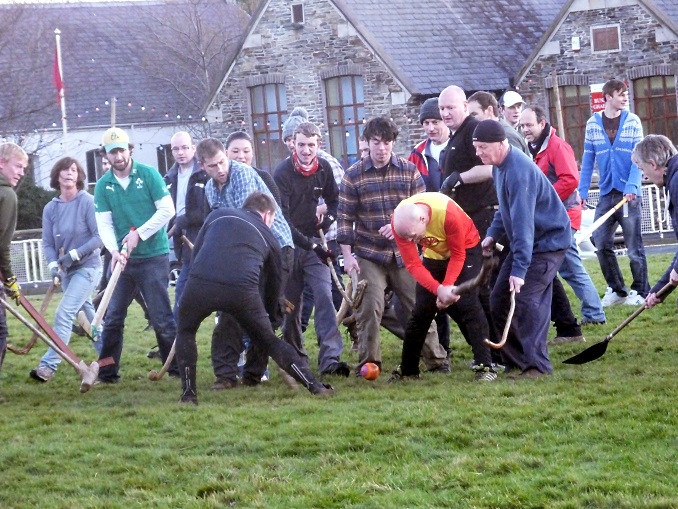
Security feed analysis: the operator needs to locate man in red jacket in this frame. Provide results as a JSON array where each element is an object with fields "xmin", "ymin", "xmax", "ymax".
[
  {"xmin": 520, "ymin": 105, "xmax": 606, "ymax": 339},
  {"xmin": 391, "ymin": 192, "xmax": 496, "ymax": 381}
]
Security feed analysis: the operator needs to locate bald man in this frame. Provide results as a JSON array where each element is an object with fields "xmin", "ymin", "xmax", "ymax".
[{"xmin": 391, "ymin": 192, "xmax": 496, "ymax": 381}]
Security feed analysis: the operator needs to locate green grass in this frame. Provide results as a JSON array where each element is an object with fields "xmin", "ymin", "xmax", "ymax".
[{"xmin": 1, "ymin": 254, "xmax": 678, "ymax": 508}]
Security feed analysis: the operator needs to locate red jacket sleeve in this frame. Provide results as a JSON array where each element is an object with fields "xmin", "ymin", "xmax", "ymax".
[{"xmin": 441, "ymin": 201, "xmax": 474, "ymax": 287}]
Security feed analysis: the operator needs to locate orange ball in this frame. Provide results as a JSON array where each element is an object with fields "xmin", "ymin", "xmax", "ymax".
[{"xmin": 360, "ymin": 362, "xmax": 380, "ymax": 380}]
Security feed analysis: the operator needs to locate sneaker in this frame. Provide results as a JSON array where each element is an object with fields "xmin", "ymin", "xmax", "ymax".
[
  {"xmin": 386, "ymin": 366, "xmax": 421, "ymax": 383},
  {"xmin": 210, "ymin": 378, "xmax": 237, "ymax": 391},
  {"xmin": 147, "ymin": 347, "xmax": 161, "ymax": 360},
  {"xmin": 470, "ymin": 360, "xmax": 505, "ymax": 373},
  {"xmin": 548, "ymin": 335, "xmax": 586, "ymax": 346},
  {"xmin": 143, "ymin": 322, "xmax": 154, "ymax": 332},
  {"xmin": 601, "ymin": 287, "xmax": 626, "ymax": 307},
  {"xmin": 426, "ymin": 357, "xmax": 451, "ymax": 374},
  {"xmin": 624, "ymin": 290, "xmax": 645, "ymax": 306},
  {"xmin": 473, "ymin": 364, "xmax": 498, "ymax": 382},
  {"xmin": 581, "ymin": 319, "xmax": 606, "ymax": 326},
  {"xmin": 30, "ymin": 365, "xmax": 55, "ymax": 383},
  {"xmin": 321, "ymin": 361, "xmax": 351, "ymax": 377},
  {"xmin": 308, "ymin": 382, "xmax": 334, "ymax": 396},
  {"xmin": 179, "ymin": 389, "xmax": 198, "ymax": 405}
]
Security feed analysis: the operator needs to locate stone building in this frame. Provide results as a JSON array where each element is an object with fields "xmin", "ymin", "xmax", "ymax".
[
  {"xmin": 204, "ymin": 0, "xmax": 565, "ymax": 171},
  {"xmin": 515, "ymin": 0, "xmax": 678, "ymax": 161}
]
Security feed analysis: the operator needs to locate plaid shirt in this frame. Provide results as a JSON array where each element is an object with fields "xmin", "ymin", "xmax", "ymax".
[
  {"xmin": 205, "ymin": 160, "xmax": 293, "ymax": 248},
  {"xmin": 337, "ymin": 154, "xmax": 425, "ymax": 267}
]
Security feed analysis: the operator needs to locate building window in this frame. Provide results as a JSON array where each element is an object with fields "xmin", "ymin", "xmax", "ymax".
[
  {"xmin": 324, "ymin": 75, "xmax": 365, "ymax": 168},
  {"xmin": 250, "ymin": 83, "xmax": 288, "ymax": 172},
  {"xmin": 591, "ymin": 24, "xmax": 621, "ymax": 53},
  {"xmin": 634, "ymin": 75, "xmax": 678, "ymax": 143},
  {"xmin": 156, "ymin": 144, "xmax": 173, "ymax": 177},
  {"xmin": 291, "ymin": 3, "xmax": 304, "ymax": 24},
  {"xmin": 548, "ymin": 85, "xmax": 591, "ymax": 163},
  {"xmin": 85, "ymin": 148, "xmax": 106, "ymax": 187}
]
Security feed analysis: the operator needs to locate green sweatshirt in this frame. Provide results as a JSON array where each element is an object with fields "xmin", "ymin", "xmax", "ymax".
[{"xmin": 0, "ymin": 172, "xmax": 18, "ymax": 279}]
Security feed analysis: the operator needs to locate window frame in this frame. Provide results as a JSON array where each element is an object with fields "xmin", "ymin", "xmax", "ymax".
[
  {"xmin": 249, "ymin": 82, "xmax": 288, "ymax": 173},
  {"xmin": 633, "ymin": 75, "xmax": 678, "ymax": 143},
  {"xmin": 323, "ymin": 74, "xmax": 365, "ymax": 168},
  {"xmin": 548, "ymin": 84, "xmax": 591, "ymax": 164},
  {"xmin": 590, "ymin": 24, "xmax": 621, "ymax": 54}
]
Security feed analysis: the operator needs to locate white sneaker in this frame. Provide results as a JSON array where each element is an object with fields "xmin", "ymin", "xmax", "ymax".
[
  {"xmin": 624, "ymin": 290, "xmax": 645, "ymax": 306},
  {"xmin": 601, "ymin": 287, "xmax": 626, "ymax": 307}
]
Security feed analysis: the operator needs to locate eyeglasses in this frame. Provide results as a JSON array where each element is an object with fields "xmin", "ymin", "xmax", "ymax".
[{"xmin": 171, "ymin": 146, "xmax": 192, "ymax": 153}]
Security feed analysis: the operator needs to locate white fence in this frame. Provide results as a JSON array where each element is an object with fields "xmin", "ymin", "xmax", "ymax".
[
  {"xmin": 9, "ymin": 238, "xmax": 49, "ymax": 285},
  {"xmin": 8, "ymin": 184, "xmax": 674, "ymax": 285},
  {"xmin": 584, "ymin": 183, "xmax": 673, "ymax": 238}
]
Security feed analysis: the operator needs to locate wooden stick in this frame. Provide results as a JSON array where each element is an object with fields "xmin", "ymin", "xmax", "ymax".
[
  {"xmin": 91, "ymin": 242, "xmax": 128, "ymax": 337},
  {"xmin": 147, "ymin": 339, "xmax": 175, "ymax": 381},
  {"xmin": 7, "ymin": 277, "xmax": 60, "ymax": 355},
  {"xmin": 485, "ymin": 289, "xmax": 515, "ymax": 349},
  {"xmin": 576, "ymin": 197, "xmax": 627, "ymax": 246},
  {"xmin": 318, "ymin": 230, "xmax": 353, "ymax": 303},
  {"xmin": 180, "ymin": 235, "xmax": 194, "ymax": 251}
]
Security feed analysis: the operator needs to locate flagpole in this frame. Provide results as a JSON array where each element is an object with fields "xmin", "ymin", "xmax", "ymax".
[{"xmin": 55, "ymin": 28, "xmax": 67, "ymax": 144}]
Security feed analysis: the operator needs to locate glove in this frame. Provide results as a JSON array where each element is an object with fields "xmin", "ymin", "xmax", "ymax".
[
  {"xmin": 58, "ymin": 249, "xmax": 80, "ymax": 270},
  {"xmin": 4, "ymin": 275, "xmax": 21, "ymax": 304},
  {"xmin": 171, "ymin": 215, "xmax": 188, "ymax": 237},
  {"xmin": 440, "ymin": 171, "xmax": 464, "ymax": 196},
  {"xmin": 312, "ymin": 243, "xmax": 337, "ymax": 263},
  {"xmin": 316, "ymin": 213, "xmax": 335, "ymax": 232}
]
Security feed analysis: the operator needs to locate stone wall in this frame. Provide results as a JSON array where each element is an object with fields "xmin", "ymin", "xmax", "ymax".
[
  {"xmin": 207, "ymin": 0, "xmax": 427, "ymax": 165},
  {"xmin": 518, "ymin": 3, "xmax": 678, "ymax": 109}
]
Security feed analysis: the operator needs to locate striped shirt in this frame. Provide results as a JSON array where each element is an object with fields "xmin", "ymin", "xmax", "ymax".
[
  {"xmin": 205, "ymin": 160, "xmax": 293, "ymax": 248},
  {"xmin": 337, "ymin": 154, "xmax": 425, "ymax": 267}
]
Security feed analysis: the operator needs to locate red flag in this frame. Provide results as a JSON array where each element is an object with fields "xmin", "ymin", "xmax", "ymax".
[{"xmin": 52, "ymin": 48, "xmax": 63, "ymax": 103}]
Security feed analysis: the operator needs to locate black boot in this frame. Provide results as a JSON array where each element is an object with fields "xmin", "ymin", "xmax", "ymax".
[
  {"xmin": 288, "ymin": 363, "xmax": 334, "ymax": 396},
  {"xmin": 179, "ymin": 366, "xmax": 198, "ymax": 405}
]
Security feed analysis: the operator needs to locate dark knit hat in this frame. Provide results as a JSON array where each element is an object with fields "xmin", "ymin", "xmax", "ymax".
[
  {"xmin": 472, "ymin": 119, "xmax": 507, "ymax": 143},
  {"xmin": 418, "ymin": 98, "xmax": 441, "ymax": 123},
  {"xmin": 282, "ymin": 107, "xmax": 309, "ymax": 140}
]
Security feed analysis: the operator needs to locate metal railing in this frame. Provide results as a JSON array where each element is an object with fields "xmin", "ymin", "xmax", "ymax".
[
  {"xmin": 10, "ymin": 238, "xmax": 49, "ymax": 284},
  {"xmin": 585, "ymin": 183, "xmax": 673, "ymax": 238}
]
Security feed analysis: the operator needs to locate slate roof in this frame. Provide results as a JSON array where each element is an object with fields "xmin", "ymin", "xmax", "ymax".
[
  {"xmin": 0, "ymin": 1, "xmax": 248, "ymax": 134},
  {"xmin": 335, "ymin": 0, "xmax": 568, "ymax": 95}
]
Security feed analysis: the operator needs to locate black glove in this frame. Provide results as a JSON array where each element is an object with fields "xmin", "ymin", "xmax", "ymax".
[
  {"xmin": 440, "ymin": 171, "xmax": 464, "ymax": 195},
  {"xmin": 4, "ymin": 275, "xmax": 21, "ymax": 304},
  {"xmin": 58, "ymin": 249, "xmax": 79, "ymax": 270},
  {"xmin": 316, "ymin": 213, "xmax": 335, "ymax": 232},
  {"xmin": 312, "ymin": 243, "xmax": 337, "ymax": 263}
]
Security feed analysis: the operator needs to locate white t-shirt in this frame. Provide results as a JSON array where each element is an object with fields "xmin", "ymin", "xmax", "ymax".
[
  {"xmin": 176, "ymin": 168, "xmax": 191, "ymax": 216},
  {"xmin": 428, "ymin": 140, "xmax": 448, "ymax": 164}
]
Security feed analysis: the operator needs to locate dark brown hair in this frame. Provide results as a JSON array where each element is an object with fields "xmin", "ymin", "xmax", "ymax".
[{"xmin": 49, "ymin": 157, "xmax": 86, "ymax": 191}]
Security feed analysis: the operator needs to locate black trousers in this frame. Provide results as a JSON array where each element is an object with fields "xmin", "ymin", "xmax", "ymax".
[
  {"xmin": 551, "ymin": 276, "xmax": 582, "ymax": 337},
  {"xmin": 400, "ymin": 253, "xmax": 491, "ymax": 376},
  {"xmin": 210, "ymin": 246, "xmax": 294, "ymax": 381},
  {"xmin": 176, "ymin": 277, "xmax": 303, "ymax": 386}
]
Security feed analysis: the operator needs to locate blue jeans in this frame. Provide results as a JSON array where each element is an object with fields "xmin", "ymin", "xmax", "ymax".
[
  {"xmin": 282, "ymin": 246, "xmax": 343, "ymax": 373},
  {"xmin": 592, "ymin": 190, "xmax": 649, "ymax": 297},
  {"xmin": 560, "ymin": 229, "xmax": 606, "ymax": 323},
  {"xmin": 40, "ymin": 265, "xmax": 103, "ymax": 371},
  {"xmin": 98, "ymin": 255, "xmax": 177, "ymax": 381}
]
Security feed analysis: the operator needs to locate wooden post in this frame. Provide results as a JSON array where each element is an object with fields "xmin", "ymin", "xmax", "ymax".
[{"xmin": 551, "ymin": 71, "xmax": 566, "ymax": 140}]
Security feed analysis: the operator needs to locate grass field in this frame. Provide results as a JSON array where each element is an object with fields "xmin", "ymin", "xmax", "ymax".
[{"xmin": 1, "ymin": 254, "xmax": 677, "ymax": 508}]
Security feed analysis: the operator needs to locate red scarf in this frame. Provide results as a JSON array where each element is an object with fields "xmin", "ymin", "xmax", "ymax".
[{"xmin": 293, "ymin": 151, "xmax": 319, "ymax": 177}]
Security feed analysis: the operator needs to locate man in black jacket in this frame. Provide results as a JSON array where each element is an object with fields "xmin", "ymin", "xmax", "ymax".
[
  {"xmin": 273, "ymin": 122, "xmax": 349, "ymax": 377},
  {"xmin": 175, "ymin": 192, "xmax": 333, "ymax": 404},
  {"xmin": 164, "ymin": 131, "xmax": 209, "ymax": 317}
]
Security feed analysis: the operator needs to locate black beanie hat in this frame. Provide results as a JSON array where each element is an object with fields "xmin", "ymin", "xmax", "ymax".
[
  {"xmin": 473, "ymin": 119, "xmax": 507, "ymax": 143},
  {"xmin": 418, "ymin": 98, "xmax": 441, "ymax": 124}
]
